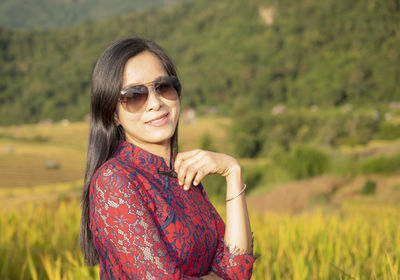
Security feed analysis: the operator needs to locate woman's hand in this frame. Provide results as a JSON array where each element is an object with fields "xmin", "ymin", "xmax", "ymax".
[
  {"xmin": 200, "ymin": 271, "xmax": 223, "ymax": 280},
  {"xmin": 174, "ymin": 149, "xmax": 240, "ymax": 191}
]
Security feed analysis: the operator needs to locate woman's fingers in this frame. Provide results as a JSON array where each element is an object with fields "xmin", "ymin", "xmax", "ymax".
[
  {"xmin": 174, "ymin": 149, "xmax": 238, "ymax": 191},
  {"xmin": 176, "ymin": 152, "xmax": 206, "ymax": 190},
  {"xmin": 174, "ymin": 149, "xmax": 201, "ymax": 172},
  {"xmin": 193, "ymin": 169, "xmax": 206, "ymax": 186},
  {"xmin": 183, "ymin": 162, "xmax": 208, "ymax": 190}
]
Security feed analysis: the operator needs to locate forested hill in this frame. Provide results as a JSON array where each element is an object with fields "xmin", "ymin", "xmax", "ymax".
[
  {"xmin": 0, "ymin": 0, "xmax": 399, "ymax": 125},
  {"xmin": 0, "ymin": 0, "xmax": 183, "ymax": 30}
]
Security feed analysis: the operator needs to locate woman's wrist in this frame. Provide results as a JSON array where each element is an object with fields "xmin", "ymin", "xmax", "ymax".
[
  {"xmin": 224, "ymin": 159, "xmax": 241, "ymax": 180},
  {"xmin": 226, "ymin": 184, "xmax": 247, "ymax": 202},
  {"xmin": 225, "ymin": 163, "xmax": 244, "ymax": 197}
]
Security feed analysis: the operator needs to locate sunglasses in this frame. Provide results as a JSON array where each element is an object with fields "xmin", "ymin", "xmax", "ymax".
[{"xmin": 119, "ymin": 76, "xmax": 181, "ymax": 112}]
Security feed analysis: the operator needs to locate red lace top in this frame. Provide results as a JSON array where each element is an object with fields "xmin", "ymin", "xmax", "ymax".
[{"xmin": 89, "ymin": 141, "xmax": 257, "ymax": 279}]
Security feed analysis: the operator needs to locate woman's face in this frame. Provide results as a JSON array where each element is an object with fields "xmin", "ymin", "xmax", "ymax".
[{"xmin": 116, "ymin": 51, "xmax": 180, "ymax": 149}]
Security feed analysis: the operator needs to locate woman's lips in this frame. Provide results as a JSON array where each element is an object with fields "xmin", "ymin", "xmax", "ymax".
[{"xmin": 146, "ymin": 113, "xmax": 169, "ymax": 127}]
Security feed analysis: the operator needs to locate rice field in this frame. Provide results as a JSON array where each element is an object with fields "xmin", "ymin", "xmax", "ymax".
[
  {"xmin": 1, "ymin": 118, "xmax": 400, "ymax": 279},
  {"xmin": 1, "ymin": 194, "xmax": 399, "ymax": 279}
]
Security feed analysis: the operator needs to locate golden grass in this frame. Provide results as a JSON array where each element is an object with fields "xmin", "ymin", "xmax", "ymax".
[
  {"xmin": 0, "ymin": 180, "xmax": 82, "ymax": 208},
  {"xmin": 1, "ymin": 194, "xmax": 399, "ymax": 279},
  {"xmin": 0, "ymin": 197, "xmax": 98, "ymax": 280}
]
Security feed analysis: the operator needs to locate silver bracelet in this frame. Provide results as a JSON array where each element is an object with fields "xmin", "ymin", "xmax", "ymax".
[{"xmin": 226, "ymin": 184, "xmax": 247, "ymax": 202}]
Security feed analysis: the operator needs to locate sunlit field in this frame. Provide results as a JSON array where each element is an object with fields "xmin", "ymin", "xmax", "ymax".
[
  {"xmin": 1, "ymin": 195, "xmax": 399, "ymax": 279},
  {"xmin": 1, "ymin": 117, "xmax": 400, "ymax": 279}
]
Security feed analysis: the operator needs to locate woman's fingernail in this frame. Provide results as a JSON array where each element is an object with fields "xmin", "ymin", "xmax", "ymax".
[
  {"xmin": 179, "ymin": 180, "xmax": 182, "ymax": 185},
  {"xmin": 184, "ymin": 185, "xmax": 188, "ymax": 190}
]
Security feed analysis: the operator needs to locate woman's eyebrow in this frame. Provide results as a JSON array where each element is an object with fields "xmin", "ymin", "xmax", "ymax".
[{"xmin": 122, "ymin": 76, "xmax": 167, "ymax": 89}]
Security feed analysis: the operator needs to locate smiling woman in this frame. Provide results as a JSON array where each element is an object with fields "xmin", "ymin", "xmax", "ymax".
[
  {"xmin": 115, "ymin": 51, "xmax": 181, "ymax": 155},
  {"xmin": 79, "ymin": 37, "xmax": 257, "ymax": 280}
]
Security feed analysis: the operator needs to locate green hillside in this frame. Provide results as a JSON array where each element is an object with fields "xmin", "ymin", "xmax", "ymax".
[
  {"xmin": 0, "ymin": 0, "xmax": 181, "ymax": 29},
  {"xmin": 0, "ymin": 0, "xmax": 399, "ymax": 125}
]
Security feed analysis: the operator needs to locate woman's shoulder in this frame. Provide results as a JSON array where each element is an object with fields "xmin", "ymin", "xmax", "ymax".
[
  {"xmin": 94, "ymin": 157, "xmax": 124, "ymax": 176},
  {"xmin": 91, "ymin": 156, "xmax": 137, "ymax": 192}
]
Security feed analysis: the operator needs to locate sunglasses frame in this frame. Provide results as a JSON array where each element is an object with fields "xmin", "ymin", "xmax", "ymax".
[{"xmin": 119, "ymin": 75, "xmax": 181, "ymax": 102}]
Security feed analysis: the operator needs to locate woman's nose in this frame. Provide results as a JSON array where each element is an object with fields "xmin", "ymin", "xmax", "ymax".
[{"xmin": 145, "ymin": 88, "xmax": 162, "ymax": 111}]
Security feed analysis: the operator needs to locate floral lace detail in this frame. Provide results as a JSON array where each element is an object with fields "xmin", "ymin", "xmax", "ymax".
[
  {"xmin": 224, "ymin": 231, "xmax": 256, "ymax": 256},
  {"xmin": 89, "ymin": 141, "xmax": 257, "ymax": 279},
  {"xmin": 200, "ymin": 188, "xmax": 258, "ymax": 280}
]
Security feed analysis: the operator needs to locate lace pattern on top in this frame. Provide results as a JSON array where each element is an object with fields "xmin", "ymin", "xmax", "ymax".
[{"xmin": 89, "ymin": 141, "xmax": 257, "ymax": 280}]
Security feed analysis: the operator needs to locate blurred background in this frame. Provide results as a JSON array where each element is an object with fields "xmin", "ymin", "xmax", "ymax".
[{"xmin": 0, "ymin": 0, "xmax": 399, "ymax": 279}]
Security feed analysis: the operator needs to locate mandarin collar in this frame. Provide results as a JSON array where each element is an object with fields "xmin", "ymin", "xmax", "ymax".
[{"xmin": 115, "ymin": 140, "xmax": 174, "ymax": 172}]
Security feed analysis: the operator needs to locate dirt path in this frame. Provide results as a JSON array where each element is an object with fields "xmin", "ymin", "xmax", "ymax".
[{"xmin": 247, "ymin": 173, "xmax": 400, "ymax": 214}]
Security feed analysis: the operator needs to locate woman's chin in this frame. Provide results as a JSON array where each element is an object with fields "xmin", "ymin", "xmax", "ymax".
[
  {"xmin": 144, "ymin": 123, "xmax": 175, "ymax": 135},
  {"xmin": 143, "ymin": 131, "xmax": 175, "ymax": 144}
]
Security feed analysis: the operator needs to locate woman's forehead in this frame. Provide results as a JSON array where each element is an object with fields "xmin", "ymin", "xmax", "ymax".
[{"xmin": 122, "ymin": 51, "xmax": 167, "ymax": 88}]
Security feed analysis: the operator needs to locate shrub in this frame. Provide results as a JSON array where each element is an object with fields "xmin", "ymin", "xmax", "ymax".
[
  {"xmin": 326, "ymin": 112, "xmax": 380, "ymax": 147},
  {"xmin": 230, "ymin": 112, "xmax": 265, "ymax": 158},
  {"xmin": 361, "ymin": 180, "xmax": 376, "ymax": 195},
  {"xmin": 243, "ymin": 164, "xmax": 265, "ymax": 193},
  {"xmin": 285, "ymin": 146, "xmax": 329, "ymax": 179},
  {"xmin": 262, "ymin": 112, "xmax": 322, "ymax": 153},
  {"xmin": 359, "ymin": 154, "xmax": 400, "ymax": 174},
  {"xmin": 375, "ymin": 122, "xmax": 400, "ymax": 140}
]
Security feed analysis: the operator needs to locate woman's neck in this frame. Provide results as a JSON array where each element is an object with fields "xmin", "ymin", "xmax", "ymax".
[{"xmin": 126, "ymin": 137, "xmax": 171, "ymax": 168}]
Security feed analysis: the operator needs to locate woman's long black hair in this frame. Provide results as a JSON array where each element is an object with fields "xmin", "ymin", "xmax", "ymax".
[{"xmin": 80, "ymin": 37, "xmax": 180, "ymax": 265}]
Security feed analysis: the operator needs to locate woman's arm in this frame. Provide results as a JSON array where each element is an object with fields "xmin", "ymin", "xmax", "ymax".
[
  {"xmin": 174, "ymin": 150, "xmax": 256, "ymax": 279},
  {"xmin": 224, "ymin": 163, "xmax": 253, "ymax": 254}
]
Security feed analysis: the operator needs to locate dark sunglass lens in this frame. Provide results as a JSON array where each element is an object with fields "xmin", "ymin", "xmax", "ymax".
[
  {"xmin": 154, "ymin": 76, "xmax": 180, "ymax": 100},
  {"xmin": 156, "ymin": 82, "xmax": 178, "ymax": 100},
  {"xmin": 121, "ymin": 85, "xmax": 148, "ymax": 112},
  {"xmin": 155, "ymin": 82, "xmax": 173, "ymax": 93}
]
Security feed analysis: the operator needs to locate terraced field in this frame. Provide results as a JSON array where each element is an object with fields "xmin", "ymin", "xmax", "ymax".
[
  {"xmin": 0, "ymin": 117, "xmax": 230, "ymax": 188},
  {"xmin": 1, "ymin": 117, "xmax": 400, "ymax": 279}
]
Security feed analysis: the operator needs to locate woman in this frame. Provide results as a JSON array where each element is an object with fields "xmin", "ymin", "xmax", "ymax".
[{"xmin": 80, "ymin": 37, "xmax": 257, "ymax": 279}]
